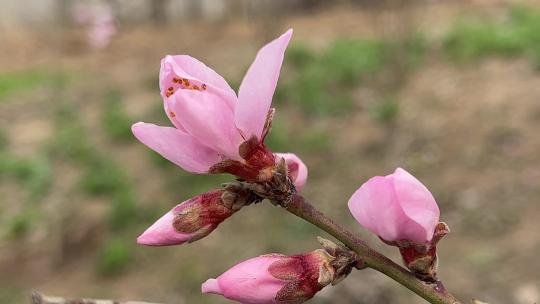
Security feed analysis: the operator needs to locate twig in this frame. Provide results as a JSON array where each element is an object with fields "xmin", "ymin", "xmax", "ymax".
[
  {"xmin": 31, "ymin": 291, "xmax": 163, "ymax": 304},
  {"xmin": 283, "ymin": 194, "xmax": 463, "ymax": 304}
]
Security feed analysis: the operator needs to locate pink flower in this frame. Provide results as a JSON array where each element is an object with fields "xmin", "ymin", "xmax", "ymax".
[
  {"xmin": 73, "ymin": 2, "xmax": 117, "ymax": 49},
  {"xmin": 202, "ymin": 250, "xmax": 334, "ymax": 304},
  {"xmin": 137, "ymin": 189, "xmax": 234, "ymax": 246},
  {"xmin": 347, "ymin": 168, "xmax": 440, "ymax": 244},
  {"xmin": 132, "ymin": 29, "xmax": 295, "ymax": 182},
  {"xmin": 274, "ymin": 153, "xmax": 308, "ymax": 191}
]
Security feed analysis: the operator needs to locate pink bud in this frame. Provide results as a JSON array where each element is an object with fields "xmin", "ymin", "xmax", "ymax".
[
  {"xmin": 274, "ymin": 153, "xmax": 308, "ymax": 191},
  {"xmin": 137, "ymin": 190, "xmax": 234, "ymax": 246},
  {"xmin": 202, "ymin": 250, "xmax": 334, "ymax": 304},
  {"xmin": 347, "ymin": 168, "xmax": 440, "ymax": 244}
]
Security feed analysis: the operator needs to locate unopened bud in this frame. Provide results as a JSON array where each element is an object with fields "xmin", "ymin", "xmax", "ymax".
[
  {"xmin": 202, "ymin": 238, "xmax": 359, "ymax": 303},
  {"xmin": 137, "ymin": 188, "xmax": 259, "ymax": 246}
]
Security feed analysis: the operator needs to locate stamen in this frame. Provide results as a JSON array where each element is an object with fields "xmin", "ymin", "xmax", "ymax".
[
  {"xmin": 169, "ymin": 111, "xmax": 176, "ymax": 118},
  {"xmin": 201, "ymin": 84, "xmax": 207, "ymax": 90}
]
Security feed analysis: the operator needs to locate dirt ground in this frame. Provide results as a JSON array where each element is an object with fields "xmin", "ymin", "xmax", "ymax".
[{"xmin": 1, "ymin": 1, "xmax": 540, "ymax": 303}]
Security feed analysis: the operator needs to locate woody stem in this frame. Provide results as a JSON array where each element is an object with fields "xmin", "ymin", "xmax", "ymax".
[{"xmin": 283, "ymin": 193, "xmax": 462, "ymax": 304}]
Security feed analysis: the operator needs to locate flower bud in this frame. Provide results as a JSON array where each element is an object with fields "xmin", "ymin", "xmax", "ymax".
[
  {"xmin": 274, "ymin": 152, "xmax": 308, "ymax": 191},
  {"xmin": 347, "ymin": 168, "xmax": 448, "ymax": 280},
  {"xmin": 202, "ymin": 250, "xmax": 337, "ymax": 304},
  {"xmin": 348, "ymin": 167, "xmax": 440, "ymax": 244},
  {"xmin": 137, "ymin": 187, "xmax": 258, "ymax": 246}
]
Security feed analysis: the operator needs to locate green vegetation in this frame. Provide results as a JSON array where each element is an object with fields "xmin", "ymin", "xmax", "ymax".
[
  {"xmin": 96, "ymin": 238, "xmax": 133, "ymax": 276},
  {"xmin": 444, "ymin": 6, "xmax": 540, "ymax": 65},
  {"xmin": 80, "ymin": 159, "xmax": 130, "ymax": 196},
  {"xmin": 281, "ymin": 39, "xmax": 387, "ymax": 116},
  {"xmin": 0, "ymin": 153, "xmax": 51, "ymax": 198},
  {"xmin": 8, "ymin": 211, "xmax": 39, "ymax": 239},
  {"xmin": 0, "ymin": 69, "xmax": 66, "ymax": 102},
  {"xmin": 108, "ymin": 191, "xmax": 139, "ymax": 231},
  {"xmin": 369, "ymin": 97, "xmax": 399, "ymax": 125},
  {"xmin": 102, "ymin": 90, "xmax": 133, "ymax": 141},
  {"xmin": 286, "ymin": 42, "xmax": 317, "ymax": 68}
]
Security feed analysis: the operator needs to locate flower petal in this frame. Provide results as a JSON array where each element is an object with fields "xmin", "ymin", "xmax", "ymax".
[
  {"xmin": 131, "ymin": 122, "xmax": 221, "ymax": 173},
  {"xmin": 137, "ymin": 209, "xmax": 192, "ymax": 246},
  {"xmin": 391, "ymin": 168, "xmax": 440, "ymax": 242},
  {"xmin": 348, "ymin": 176, "xmax": 403, "ymax": 242},
  {"xmin": 235, "ymin": 29, "xmax": 293, "ymax": 140},
  {"xmin": 274, "ymin": 153, "xmax": 308, "ymax": 191},
  {"xmin": 169, "ymin": 89, "xmax": 243, "ymax": 160},
  {"xmin": 203, "ymin": 255, "xmax": 287, "ymax": 303},
  {"xmin": 160, "ymin": 55, "xmax": 237, "ymax": 107}
]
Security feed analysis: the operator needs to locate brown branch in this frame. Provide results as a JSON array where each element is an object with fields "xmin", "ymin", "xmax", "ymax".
[
  {"xmin": 31, "ymin": 291, "xmax": 163, "ymax": 304},
  {"xmin": 283, "ymin": 194, "xmax": 463, "ymax": 304}
]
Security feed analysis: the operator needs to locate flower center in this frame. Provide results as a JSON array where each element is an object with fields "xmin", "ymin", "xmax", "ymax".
[{"xmin": 165, "ymin": 77, "xmax": 207, "ymax": 97}]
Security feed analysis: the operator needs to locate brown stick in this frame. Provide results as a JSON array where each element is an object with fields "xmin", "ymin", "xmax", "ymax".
[
  {"xmin": 31, "ymin": 291, "xmax": 163, "ymax": 304},
  {"xmin": 284, "ymin": 194, "xmax": 463, "ymax": 304}
]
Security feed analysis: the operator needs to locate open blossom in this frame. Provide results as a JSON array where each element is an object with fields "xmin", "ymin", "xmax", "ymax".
[
  {"xmin": 132, "ymin": 29, "xmax": 295, "ymax": 183},
  {"xmin": 202, "ymin": 250, "xmax": 335, "ymax": 304},
  {"xmin": 347, "ymin": 168, "xmax": 440, "ymax": 244}
]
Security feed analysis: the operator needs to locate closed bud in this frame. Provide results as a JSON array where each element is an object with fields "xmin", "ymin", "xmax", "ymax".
[
  {"xmin": 202, "ymin": 250, "xmax": 337, "ymax": 304},
  {"xmin": 348, "ymin": 168, "xmax": 448, "ymax": 281},
  {"xmin": 137, "ymin": 187, "xmax": 259, "ymax": 246}
]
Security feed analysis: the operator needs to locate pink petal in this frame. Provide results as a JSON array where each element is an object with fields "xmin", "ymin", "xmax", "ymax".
[
  {"xmin": 137, "ymin": 209, "xmax": 192, "ymax": 246},
  {"xmin": 203, "ymin": 255, "xmax": 287, "ymax": 304},
  {"xmin": 160, "ymin": 55, "xmax": 237, "ymax": 107},
  {"xmin": 168, "ymin": 90, "xmax": 243, "ymax": 160},
  {"xmin": 201, "ymin": 279, "xmax": 222, "ymax": 294},
  {"xmin": 391, "ymin": 168, "xmax": 440, "ymax": 243},
  {"xmin": 131, "ymin": 122, "xmax": 221, "ymax": 173},
  {"xmin": 235, "ymin": 29, "xmax": 293, "ymax": 140},
  {"xmin": 274, "ymin": 153, "xmax": 308, "ymax": 191},
  {"xmin": 348, "ymin": 176, "xmax": 404, "ymax": 242}
]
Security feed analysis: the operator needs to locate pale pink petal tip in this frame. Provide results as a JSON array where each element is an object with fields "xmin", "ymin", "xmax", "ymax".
[
  {"xmin": 275, "ymin": 153, "xmax": 308, "ymax": 191},
  {"xmin": 235, "ymin": 29, "xmax": 294, "ymax": 140},
  {"xmin": 201, "ymin": 279, "xmax": 222, "ymax": 294},
  {"xmin": 136, "ymin": 210, "xmax": 192, "ymax": 246}
]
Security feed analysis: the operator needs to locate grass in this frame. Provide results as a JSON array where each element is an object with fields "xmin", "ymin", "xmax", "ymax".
[
  {"xmin": 102, "ymin": 90, "xmax": 133, "ymax": 142},
  {"xmin": 280, "ymin": 39, "xmax": 388, "ymax": 117},
  {"xmin": 444, "ymin": 6, "xmax": 540, "ymax": 64},
  {"xmin": 80, "ymin": 158, "xmax": 130, "ymax": 196},
  {"xmin": 108, "ymin": 191, "xmax": 139, "ymax": 231},
  {"xmin": 369, "ymin": 96, "xmax": 399, "ymax": 125},
  {"xmin": 8, "ymin": 211, "xmax": 38, "ymax": 239},
  {"xmin": 96, "ymin": 238, "xmax": 133, "ymax": 276},
  {"xmin": 0, "ymin": 69, "xmax": 66, "ymax": 102},
  {"xmin": 50, "ymin": 102, "xmax": 142, "ymax": 238},
  {"xmin": 0, "ymin": 153, "xmax": 51, "ymax": 198}
]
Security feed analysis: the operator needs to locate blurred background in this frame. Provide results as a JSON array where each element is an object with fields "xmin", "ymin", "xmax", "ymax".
[{"xmin": 1, "ymin": 0, "xmax": 540, "ymax": 303}]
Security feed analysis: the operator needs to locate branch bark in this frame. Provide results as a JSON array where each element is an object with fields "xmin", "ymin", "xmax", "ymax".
[
  {"xmin": 284, "ymin": 194, "xmax": 463, "ymax": 304},
  {"xmin": 31, "ymin": 291, "xmax": 163, "ymax": 304}
]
